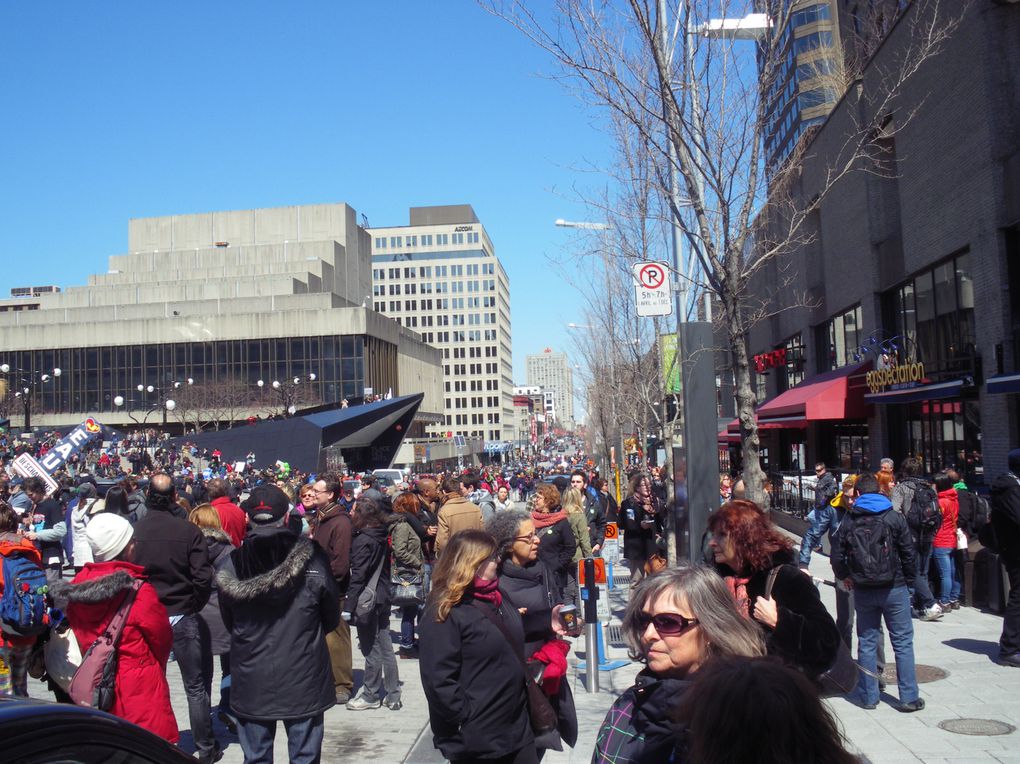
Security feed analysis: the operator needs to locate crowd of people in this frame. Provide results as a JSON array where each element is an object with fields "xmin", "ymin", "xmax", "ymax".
[{"xmin": 1, "ymin": 433, "xmax": 1019, "ymax": 763}]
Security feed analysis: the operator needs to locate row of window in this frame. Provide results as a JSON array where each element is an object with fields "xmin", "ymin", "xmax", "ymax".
[
  {"xmin": 444, "ymin": 396, "xmax": 502, "ymax": 410},
  {"xmin": 373, "ymin": 263, "xmax": 496, "ymax": 280},
  {"xmin": 374, "ymin": 232, "xmax": 482, "ymax": 249},
  {"xmin": 446, "ymin": 379, "xmax": 500, "ymax": 392},
  {"xmin": 445, "ymin": 413, "xmax": 501, "ymax": 426},
  {"xmin": 374, "ymin": 281, "xmax": 499, "ymax": 297},
  {"xmin": 445, "ymin": 346, "xmax": 499, "ymax": 359},
  {"xmin": 419, "ymin": 329, "xmax": 498, "ymax": 344},
  {"xmin": 445, "ymin": 362, "xmax": 500, "ymax": 375}
]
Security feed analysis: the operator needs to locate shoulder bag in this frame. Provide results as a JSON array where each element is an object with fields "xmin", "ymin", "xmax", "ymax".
[
  {"xmin": 69, "ymin": 579, "xmax": 142, "ymax": 710},
  {"xmin": 353, "ymin": 547, "xmax": 386, "ymax": 624}
]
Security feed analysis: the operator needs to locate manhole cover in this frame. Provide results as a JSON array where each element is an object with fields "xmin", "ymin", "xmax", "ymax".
[
  {"xmin": 938, "ymin": 719, "xmax": 1016, "ymax": 736},
  {"xmin": 881, "ymin": 664, "xmax": 948, "ymax": 684}
]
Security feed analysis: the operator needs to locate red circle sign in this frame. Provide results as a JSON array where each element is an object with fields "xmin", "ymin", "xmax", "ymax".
[{"xmin": 638, "ymin": 263, "xmax": 666, "ymax": 289}]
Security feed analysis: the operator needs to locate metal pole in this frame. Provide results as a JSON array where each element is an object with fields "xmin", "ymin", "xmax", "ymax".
[{"xmin": 582, "ymin": 558, "xmax": 600, "ymax": 693}]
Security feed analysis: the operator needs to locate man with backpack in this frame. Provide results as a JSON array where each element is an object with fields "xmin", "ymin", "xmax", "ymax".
[
  {"xmin": 891, "ymin": 458, "xmax": 943, "ymax": 621},
  {"xmin": 832, "ymin": 473, "xmax": 924, "ymax": 712},
  {"xmin": 0, "ymin": 502, "xmax": 48, "ymax": 697},
  {"xmin": 990, "ymin": 448, "xmax": 1020, "ymax": 667}
]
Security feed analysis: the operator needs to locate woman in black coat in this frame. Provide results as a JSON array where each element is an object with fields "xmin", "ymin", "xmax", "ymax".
[
  {"xmin": 343, "ymin": 496, "xmax": 401, "ymax": 710},
  {"xmin": 708, "ymin": 499, "xmax": 841, "ymax": 679},
  {"xmin": 418, "ymin": 530, "xmax": 536, "ymax": 764},
  {"xmin": 531, "ymin": 483, "xmax": 576, "ymax": 601},
  {"xmin": 620, "ymin": 473, "xmax": 665, "ymax": 587}
]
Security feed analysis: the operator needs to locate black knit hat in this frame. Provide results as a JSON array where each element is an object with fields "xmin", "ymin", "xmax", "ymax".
[{"xmin": 241, "ymin": 485, "xmax": 290, "ymax": 525}]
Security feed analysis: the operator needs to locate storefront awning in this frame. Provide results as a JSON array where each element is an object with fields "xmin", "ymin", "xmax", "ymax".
[
  {"xmin": 864, "ymin": 379, "xmax": 966, "ymax": 405},
  {"xmin": 755, "ymin": 362, "xmax": 871, "ymax": 426},
  {"xmin": 987, "ymin": 372, "xmax": 1020, "ymax": 395}
]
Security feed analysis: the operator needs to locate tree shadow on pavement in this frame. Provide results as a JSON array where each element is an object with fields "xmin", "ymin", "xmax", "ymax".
[{"xmin": 943, "ymin": 638, "xmax": 1001, "ymax": 660}]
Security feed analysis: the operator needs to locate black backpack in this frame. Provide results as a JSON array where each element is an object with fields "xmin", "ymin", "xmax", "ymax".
[
  {"xmin": 904, "ymin": 481, "xmax": 942, "ymax": 541},
  {"xmin": 843, "ymin": 511, "xmax": 897, "ymax": 587}
]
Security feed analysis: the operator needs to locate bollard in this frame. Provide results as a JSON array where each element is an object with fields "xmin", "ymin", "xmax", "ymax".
[{"xmin": 582, "ymin": 557, "xmax": 600, "ymax": 693}]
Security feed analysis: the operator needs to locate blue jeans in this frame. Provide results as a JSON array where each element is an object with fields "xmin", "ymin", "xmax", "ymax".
[
  {"xmin": 237, "ymin": 713, "xmax": 324, "ymax": 764},
  {"xmin": 854, "ymin": 585, "xmax": 919, "ymax": 706},
  {"xmin": 399, "ymin": 605, "xmax": 418, "ymax": 649},
  {"xmin": 932, "ymin": 547, "xmax": 961, "ymax": 604},
  {"xmin": 908, "ymin": 541, "xmax": 937, "ymax": 610},
  {"xmin": 173, "ymin": 614, "xmax": 217, "ymax": 760}
]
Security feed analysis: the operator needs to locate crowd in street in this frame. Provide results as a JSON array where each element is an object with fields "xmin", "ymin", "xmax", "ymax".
[{"xmin": 1, "ymin": 434, "xmax": 1019, "ymax": 764}]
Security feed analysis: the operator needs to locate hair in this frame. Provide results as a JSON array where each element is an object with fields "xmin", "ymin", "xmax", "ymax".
[
  {"xmin": 414, "ymin": 477, "xmax": 437, "ymax": 495},
  {"xmin": 392, "ymin": 492, "xmax": 419, "ymax": 516},
  {"xmin": 879, "ymin": 458, "xmax": 895, "ymax": 471},
  {"xmin": 0, "ymin": 502, "xmax": 18, "ymax": 533},
  {"xmin": 440, "ymin": 475, "xmax": 461, "ymax": 494},
  {"xmin": 855, "ymin": 474, "xmax": 880, "ymax": 495},
  {"xmin": 352, "ymin": 495, "xmax": 391, "ymax": 530},
  {"xmin": 934, "ymin": 471, "xmax": 955, "ymax": 492},
  {"xmin": 360, "ymin": 474, "xmax": 377, "ymax": 487},
  {"xmin": 103, "ymin": 485, "xmax": 129, "ymax": 516},
  {"xmin": 22, "ymin": 476, "xmax": 46, "ymax": 495},
  {"xmin": 946, "ymin": 468, "xmax": 961, "ymax": 484},
  {"xmin": 460, "ymin": 472, "xmax": 481, "ymax": 491},
  {"xmin": 486, "ymin": 508, "xmax": 530, "ymax": 560},
  {"xmin": 177, "ymin": 496, "xmax": 193, "ymax": 513},
  {"xmin": 189, "ymin": 503, "xmax": 222, "ymax": 531},
  {"xmin": 317, "ymin": 473, "xmax": 342, "ymax": 504},
  {"xmin": 534, "ymin": 483, "xmax": 561, "ymax": 512},
  {"xmin": 628, "ymin": 472, "xmax": 649, "ymax": 496},
  {"xmin": 77, "ymin": 482, "xmax": 98, "ymax": 499},
  {"xmin": 428, "ymin": 530, "xmax": 497, "ymax": 623},
  {"xmin": 900, "ymin": 456, "xmax": 923, "ymax": 478},
  {"xmin": 146, "ymin": 473, "xmax": 178, "ymax": 513},
  {"xmin": 677, "ymin": 656, "xmax": 858, "ymax": 764},
  {"xmin": 562, "ymin": 487, "xmax": 585, "ymax": 515},
  {"xmin": 875, "ymin": 470, "xmax": 894, "ymax": 496},
  {"xmin": 570, "ymin": 469, "xmax": 588, "ymax": 486},
  {"xmin": 496, "ymin": 485, "xmax": 509, "ymax": 498},
  {"xmin": 707, "ymin": 500, "xmax": 792, "ymax": 574},
  {"xmin": 205, "ymin": 478, "xmax": 229, "ymax": 500},
  {"xmin": 622, "ymin": 566, "xmax": 764, "ymax": 664}
]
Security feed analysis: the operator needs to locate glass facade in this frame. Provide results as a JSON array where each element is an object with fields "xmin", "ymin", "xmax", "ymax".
[
  {"xmin": 817, "ymin": 303, "xmax": 863, "ymax": 371},
  {"xmin": 0, "ymin": 334, "xmax": 380, "ymax": 416}
]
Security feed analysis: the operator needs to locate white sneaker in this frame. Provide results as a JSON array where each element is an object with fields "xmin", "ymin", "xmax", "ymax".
[{"xmin": 919, "ymin": 603, "xmax": 944, "ymax": 621}]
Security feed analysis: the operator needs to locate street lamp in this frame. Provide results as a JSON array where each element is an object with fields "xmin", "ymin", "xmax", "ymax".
[
  {"xmin": 125, "ymin": 378, "xmax": 191, "ymax": 427},
  {"xmin": 256, "ymin": 374, "xmax": 317, "ymax": 416},
  {"xmin": 114, "ymin": 395, "xmax": 177, "ymax": 426},
  {"xmin": 0, "ymin": 363, "xmax": 62, "ymax": 431}
]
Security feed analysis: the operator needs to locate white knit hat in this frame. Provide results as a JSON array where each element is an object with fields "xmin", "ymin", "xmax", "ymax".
[{"xmin": 86, "ymin": 513, "xmax": 134, "ymax": 562}]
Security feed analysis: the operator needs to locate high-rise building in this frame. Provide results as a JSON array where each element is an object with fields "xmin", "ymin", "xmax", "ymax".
[
  {"xmin": 368, "ymin": 205, "xmax": 514, "ymax": 444},
  {"xmin": 525, "ymin": 349, "xmax": 574, "ymax": 430}
]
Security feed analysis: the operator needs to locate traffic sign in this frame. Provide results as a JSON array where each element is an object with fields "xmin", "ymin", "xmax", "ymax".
[
  {"xmin": 632, "ymin": 261, "xmax": 672, "ymax": 317},
  {"xmin": 601, "ymin": 522, "xmax": 620, "ymax": 563}
]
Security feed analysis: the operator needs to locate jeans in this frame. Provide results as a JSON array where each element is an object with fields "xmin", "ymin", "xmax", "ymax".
[
  {"xmin": 0, "ymin": 643, "xmax": 32, "ymax": 697},
  {"xmin": 909, "ymin": 541, "xmax": 937, "ymax": 610},
  {"xmin": 355, "ymin": 608, "xmax": 400, "ymax": 703},
  {"xmin": 237, "ymin": 713, "xmax": 324, "ymax": 764},
  {"xmin": 854, "ymin": 585, "xmax": 919, "ymax": 706},
  {"xmin": 325, "ymin": 595, "xmax": 353, "ymax": 693},
  {"xmin": 399, "ymin": 605, "xmax": 418, "ymax": 650},
  {"xmin": 173, "ymin": 614, "xmax": 217, "ymax": 760},
  {"xmin": 932, "ymin": 546, "xmax": 961, "ymax": 605},
  {"xmin": 1000, "ymin": 558, "xmax": 1020, "ymax": 655}
]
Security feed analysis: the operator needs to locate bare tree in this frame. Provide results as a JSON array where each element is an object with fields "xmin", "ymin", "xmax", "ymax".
[{"xmin": 485, "ymin": 0, "xmax": 963, "ymax": 505}]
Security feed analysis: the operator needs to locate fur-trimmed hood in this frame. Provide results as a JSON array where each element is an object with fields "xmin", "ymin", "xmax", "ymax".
[
  {"xmin": 51, "ymin": 566, "xmax": 141, "ymax": 604},
  {"xmin": 218, "ymin": 532, "xmax": 315, "ymax": 603},
  {"xmin": 200, "ymin": 527, "xmax": 232, "ymax": 545}
]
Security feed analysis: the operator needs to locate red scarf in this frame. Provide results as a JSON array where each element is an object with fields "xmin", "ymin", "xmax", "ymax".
[
  {"xmin": 532, "ymin": 510, "xmax": 568, "ymax": 529},
  {"xmin": 472, "ymin": 576, "xmax": 502, "ymax": 606},
  {"xmin": 725, "ymin": 575, "xmax": 753, "ymax": 620}
]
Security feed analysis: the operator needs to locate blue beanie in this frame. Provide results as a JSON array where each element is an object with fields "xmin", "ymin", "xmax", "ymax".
[{"xmin": 1010, "ymin": 448, "xmax": 1020, "ymax": 474}]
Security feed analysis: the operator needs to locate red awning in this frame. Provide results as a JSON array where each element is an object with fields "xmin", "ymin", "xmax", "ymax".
[{"xmin": 756, "ymin": 361, "xmax": 872, "ymax": 425}]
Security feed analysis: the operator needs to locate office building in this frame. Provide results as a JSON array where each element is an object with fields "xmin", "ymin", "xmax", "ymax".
[
  {"xmin": 0, "ymin": 203, "xmax": 443, "ymax": 430},
  {"xmin": 526, "ymin": 349, "xmax": 575, "ymax": 430},
  {"xmin": 368, "ymin": 205, "xmax": 514, "ymax": 444}
]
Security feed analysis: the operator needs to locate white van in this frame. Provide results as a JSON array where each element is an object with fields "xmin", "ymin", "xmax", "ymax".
[{"xmin": 372, "ymin": 468, "xmax": 406, "ymax": 485}]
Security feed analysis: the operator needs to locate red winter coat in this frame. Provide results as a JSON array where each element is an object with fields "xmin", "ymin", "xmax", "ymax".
[
  {"xmin": 56, "ymin": 561, "xmax": 179, "ymax": 743},
  {"xmin": 934, "ymin": 488, "xmax": 959, "ymax": 549},
  {"xmin": 211, "ymin": 496, "xmax": 248, "ymax": 548}
]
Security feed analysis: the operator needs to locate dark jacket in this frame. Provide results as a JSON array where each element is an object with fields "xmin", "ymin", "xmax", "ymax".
[
  {"xmin": 592, "ymin": 670, "xmax": 688, "ymax": 764},
  {"xmin": 309, "ymin": 503, "xmax": 352, "ymax": 594},
  {"xmin": 990, "ymin": 472, "xmax": 1020, "ymax": 561},
  {"xmin": 343, "ymin": 524, "xmax": 392, "ymax": 621},
  {"xmin": 217, "ymin": 527, "xmax": 340, "ymax": 721},
  {"xmin": 534, "ymin": 516, "xmax": 576, "ymax": 590},
  {"xmin": 132, "ymin": 505, "xmax": 212, "ymax": 616},
  {"xmin": 814, "ymin": 471, "xmax": 838, "ymax": 508},
  {"xmin": 197, "ymin": 528, "xmax": 235, "ymax": 656},
  {"xmin": 391, "ymin": 514, "xmax": 424, "ymax": 578},
  {"xmin": 832, "ymin": 492, "xmax": 917, "ymax": 589},
  {"xmin": 30, "ymin": 497, "xmax": 66, "ymax": 567},
  {"xmin": 498, "ymin": 559, "xmax": 559, "ymax": 656},
  {"xmin": 583, "ymin": 493, "xmax": 608, "ymax": 549},
  {"xmin": 620, "ymin": 497, "xmax": 662, "ymax": 562},
  {"xmin": 743, "ymin": 550, "xmax": 841, "ymax": 679},
  {"xmin": 418, "ymin": 597, "xmax": 533, "ymax": 760}
]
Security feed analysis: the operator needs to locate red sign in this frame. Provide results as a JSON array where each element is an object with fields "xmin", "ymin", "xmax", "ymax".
[
  {"xmin": 753, "ymin": 348, "xmax": 787, "ymax": 374},
  {"xmin": 577, "ymin": 557, "xmax": 607, "ymax": 586}
]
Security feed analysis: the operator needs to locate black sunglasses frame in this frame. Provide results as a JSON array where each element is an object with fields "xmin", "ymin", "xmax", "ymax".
[{"xmin": 635, "ymin": 611, "xmax": 700, "ymax": 636}]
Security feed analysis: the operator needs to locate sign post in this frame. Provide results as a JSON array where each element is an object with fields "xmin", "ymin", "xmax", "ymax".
[
  {"xmin": 580, "ymin": 558, "xmax": 601, "ymax": 693},
  {"xmin": 632, "ymin": 261, "xmax": 672, "ymax": 317}
]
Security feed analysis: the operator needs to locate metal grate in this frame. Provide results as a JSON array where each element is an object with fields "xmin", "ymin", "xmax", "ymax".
[
  {"xmin": 938, "ymin": 719, "xmax": 1016, "ymax": 737},
  {"xmin": 881, "ymin": 663, "xmax": 948, "ymax": 684},
  {"xmin": 606, "ymin": 624, "xmax": 625, "ymax": 646}
]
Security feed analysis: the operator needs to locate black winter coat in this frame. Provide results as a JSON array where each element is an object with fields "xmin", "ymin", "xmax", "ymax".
[
  {"xmin": 742, "ymin": 551, "xmax": 841, "ymax": 679},
  {"xmin": 498, "ymin": 559, "xmax": 558, "ymax": 656},
  {"xmin": 990, "ymin": 472, "xmax": 1020, "ymax": 561},
  {"xmin": 344, "ymin": 524, "xmax": 392, "ymax": 623},
  {"xmin": 197, "ymin": 528, "xmax": 234, "ymax": 656},
  {"xmin": 132, "ymin": 506, "xmax": 212, "ymax": 617},
  {"xmin": 620, "ymin": 497, "xmax": 662, "ymax": 562},
  {"xmin": 418, "ymin": 597, "xmax": 533, "ymax": 760},
  {"xmin": 217, "ymin": 527, "xmax": 340, "ymax": 721},
  {"xmin": 535, "ymin": 516, "xmax": 575, "ymax": 592}
]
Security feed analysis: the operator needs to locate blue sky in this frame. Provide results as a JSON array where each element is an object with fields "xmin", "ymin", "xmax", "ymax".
[{"xmin": 0, "ymin": 2, "xmax": 611, "ymax": 384}]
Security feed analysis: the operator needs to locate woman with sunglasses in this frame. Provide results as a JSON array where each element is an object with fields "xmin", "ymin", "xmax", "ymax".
[
  {"xmin": 708, "ymin": 500, "xmax": 840, "ymax": 680},
  {"xmin": 488, "ymin": 509, "xmax": 578, "ymax": 754},
  {"xmin": 418, "ymin": 530, "xmax": 537, "ymax": 764},
  {"xmin": 592, "ymin": 566, "xmax": 764, "ymax": 763}
]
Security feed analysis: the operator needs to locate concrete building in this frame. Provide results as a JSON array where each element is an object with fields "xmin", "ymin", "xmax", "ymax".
[
  {"xmin": 0, "ymin": 203, "xmax": 443, "ymax": 431},
  {"xmin": 526, "ymin": 348, "xmax": 575, "ymax": 430},
  {"xmin": 513, "ymin": 385, "xmax": 547, "ymax": 452},
  {"xmin": 741, "ymin": 0, "xmax": 1020, "ymax": 485},
  {"xmin": 368, "ymin": 205, "xmax": 514, "ymax": 444}
]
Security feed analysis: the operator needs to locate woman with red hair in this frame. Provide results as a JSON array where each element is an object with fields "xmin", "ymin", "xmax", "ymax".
[{"xmin": 708, "ymin": 500, "xmax": 840, "ymax": 680}]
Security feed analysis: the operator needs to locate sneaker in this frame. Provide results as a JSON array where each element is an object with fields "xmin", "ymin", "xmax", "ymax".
[
  {"xmin": 948, "ymin": 600, "xmax": 961, "ymax": 611},
  {"xmin": 335, "ymin": 688, "xmax": 351, "ymax": 704},
  {"xmin": 398, "ymin": 646, "xmax": 419, "ymax": 660},
  {"xmin": 919, "ymin": 604, "xmax": 944, "ymax": 621},
  {"xmin": 346, "ymin": 694, "xmax": 382, "ymax": 711},
  {"xmin": 998, "ymin": 651, "xmax": 1020, "ymax": 668},
  {"xmin": 897, "ymin": 698, "xmax": 925, "ymax": 713},
  {"xmin": 384, "ymin": 698, "xmax": 403, "ymax": 710}
]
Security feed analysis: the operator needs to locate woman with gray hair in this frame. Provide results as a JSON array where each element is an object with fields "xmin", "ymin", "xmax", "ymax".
[{"xmin": 592, "ymin": 566, "xmax": 765, "ymax": 764}]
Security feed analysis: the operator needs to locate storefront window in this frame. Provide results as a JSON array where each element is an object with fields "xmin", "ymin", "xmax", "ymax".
[
  {"xmin": 781, "ymin": 334, "xmax": 806, "ymax": 390},
  {"xmin": 891, "ymin": 399, "xmax": 983, "ymax": 485}
]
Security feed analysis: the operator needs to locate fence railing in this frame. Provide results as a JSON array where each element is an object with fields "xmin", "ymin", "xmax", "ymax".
[{"xmin": 768, "ymin": 470, "xmax": 818, "ymax": 519}]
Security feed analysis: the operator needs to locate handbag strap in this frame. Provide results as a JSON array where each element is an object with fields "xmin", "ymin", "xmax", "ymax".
[
  {"xmin": 104, "ymin": 580, "xmax": 143, "ymax": 647},
  {"xmin": 365, "ymin": 546, "xmax": 385, "ymax": 594},
  {"xmin": 764, "ymin": 565, "xmax": 782, "ymax": 600},
  {"xmin": 471, "ymin": 599, "xmax": 526, "ymax": 666}
]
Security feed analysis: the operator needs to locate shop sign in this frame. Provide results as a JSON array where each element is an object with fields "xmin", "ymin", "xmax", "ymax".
[
  {"xmin": 753, "ymin": 348, "xmax": 787, "ymax": 374},
  {"xmin": 866, "ymin": 361, "xmax": 926, "ymax": 393}
]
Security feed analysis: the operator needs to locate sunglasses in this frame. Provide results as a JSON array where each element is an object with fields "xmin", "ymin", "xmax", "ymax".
[{"xmin": 635, "ymin": 611, "xmax": 700, "ymax": 636}]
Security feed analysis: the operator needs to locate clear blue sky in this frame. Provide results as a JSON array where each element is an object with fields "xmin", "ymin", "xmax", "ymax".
[{"xmin": 0, "ymin": 2, "xmax": 611, "ymax": 386}]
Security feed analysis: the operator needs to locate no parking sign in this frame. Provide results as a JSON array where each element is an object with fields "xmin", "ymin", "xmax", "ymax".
[{"xmin": 633, "ymin": 261, "xmax": 672, "ymax": 317}]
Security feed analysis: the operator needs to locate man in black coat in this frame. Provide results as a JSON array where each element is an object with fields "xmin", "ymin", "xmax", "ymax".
[
  {"xmin": 570, "ymin": 470, "xmax": 607, "ymax": 554},
  {"xmin": 218, "ymin": 485, "xmax": 340, "ymax": 762},
  {"xmin": 132, "ymin": 473, "xmax": 219, "ymax": 763},
  {"xmin": 991, "ymin": 448, "xmax": 1020, "ymax": 667}
]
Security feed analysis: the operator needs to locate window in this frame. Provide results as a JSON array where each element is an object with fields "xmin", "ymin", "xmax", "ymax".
[
  {"xmin": 375, "ymin": 237, "xmax": 387, "ymax": 249},
  {"xmin": 780, "ymin": 334, "xmax": 806, "ymax": 390},
  {"xmin": 793, "ymin": 31, "xmax": 833, "ymax": 56},
  {"xmin": 817, "ymin": 304, "xmax": 863, "ymax": 371},
  {"xmin": 389, "ymin": 236, "xmax": 402, "ymax": 248},
  {"xmin": 791, "ymin": 3, "xmax": 831, "ymax": 27}
]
